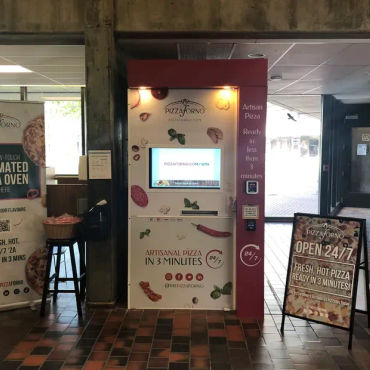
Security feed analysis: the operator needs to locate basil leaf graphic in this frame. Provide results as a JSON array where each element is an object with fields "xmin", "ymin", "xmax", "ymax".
[
  {"xmin": 168, "ymin": 128, "xmax": 177, "ymax": 137},
  {"xmin": 177, "ymin": 134, "xmax": 186, "ymax": 145},
  {"xmin": 191, "ymin": 201, "xmax": 200, "ymax": 210},
  {"xmin": 222, "ymin": 282, "xmax": 232, "ymax": 295},
  {"xmin": 210, "ymin": 290, "xmax": 221, "ymax": 299},
  {"xmin": 184, "ymin": 198, "xmax": 192, "ymax": 208}
]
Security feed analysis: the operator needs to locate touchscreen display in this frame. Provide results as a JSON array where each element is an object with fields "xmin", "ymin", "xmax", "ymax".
[{"xmin": 150, "ymin": 148, "xmax": 221, "ymax": 189}]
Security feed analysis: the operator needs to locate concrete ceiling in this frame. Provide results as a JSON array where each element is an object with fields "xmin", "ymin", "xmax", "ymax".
[
  {"xmin": 0, "ymin": 45, "xmax": 84, "ymax": 86},
  {"xmin": 0, "ymin": 40, "xmax": 370, "ymax": 117}
]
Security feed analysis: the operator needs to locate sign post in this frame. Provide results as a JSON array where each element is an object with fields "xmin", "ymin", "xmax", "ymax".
[{"xmin": 281, "ymin": 213, "xmax": 369, "ymax": 349}]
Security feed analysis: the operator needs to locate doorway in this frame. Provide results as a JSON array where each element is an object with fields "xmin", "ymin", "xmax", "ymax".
[{"xmin": 265, "ymin": 100, "xmax": 321, "ymax": 218}]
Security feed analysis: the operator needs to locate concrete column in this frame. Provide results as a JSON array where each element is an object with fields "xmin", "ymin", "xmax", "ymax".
[
  {"xmin": 20, "ymin": 86, "xmax": 27, "ymax": 101},
  {"xmin": 84, "ymin": 0, "xmax": 119, "ymax": 304}
]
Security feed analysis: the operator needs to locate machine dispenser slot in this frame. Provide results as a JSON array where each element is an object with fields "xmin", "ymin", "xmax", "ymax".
[{"xmin": 181, "ymin": 210, "xmax": 219, "ymax": 216}]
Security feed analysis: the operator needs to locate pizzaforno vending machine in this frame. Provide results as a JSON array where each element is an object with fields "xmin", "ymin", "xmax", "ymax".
[{"xmin": 127, "ymin": 60, "xmax": 267, "ymax": 317}]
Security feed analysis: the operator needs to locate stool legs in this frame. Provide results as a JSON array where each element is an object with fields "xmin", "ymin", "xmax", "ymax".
[
  {"xmin": 69, "ymin": 244, "xmax": 82, "ymax": 317},
  {"xmin": 41, "ymin": 240, "xmax": 84, "ymax": 318},
  {"xmin": 78, "ymin": 240, "xmax": 86, "ymax": 301},
  {"xmin": 40, "ymin": 244, "xmax": 53, "ymax": 316},
  {"xmin": 53, "ymin": 246, "xmax": 62, "ymax": 303}
]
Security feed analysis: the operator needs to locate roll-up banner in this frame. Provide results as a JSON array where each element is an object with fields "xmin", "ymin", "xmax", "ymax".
[{"xmin": 0, "ymin": 101, "xmax": 46, "ymax": 311}]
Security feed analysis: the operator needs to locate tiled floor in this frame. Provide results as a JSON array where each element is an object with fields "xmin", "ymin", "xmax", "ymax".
[
  {"xmin": 0, "ymin": 222, "xmax": 369, "ymax": 370},
  {"xmin": 338, "ymin": 208, "xmax": 370, "ymax": 245},
  {"xmin": 266, "ymin": 193, "xmax": 318, "ymax": 218},
  {"xmin": 338, "ymin": 207, "xmax": 370, "ymax": 266}
]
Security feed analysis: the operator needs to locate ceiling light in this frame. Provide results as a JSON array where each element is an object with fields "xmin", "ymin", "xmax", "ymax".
[
  {"xmin": 270, "ymin": 75, "xmax": 282, "ymax": 81},
  {"xmin": 0, "ymin": 65, "xmax": 32, "ymax": 73},
  {"xmin": 219, "ymin": 88, "xmax": 232, "ymax": 101},
  {"xmin": 247, "ymin": 53, "xmax": 266, "ymax": 59},
  {"xmin": 139, "ymin": 88, "xmax": 151, "ymax": 102}
]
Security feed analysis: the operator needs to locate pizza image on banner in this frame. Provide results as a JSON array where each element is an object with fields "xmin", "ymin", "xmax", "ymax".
[
  {"xmin": 285, "ymin": 214, "xmax": 361, "ymax": 329},
  {"xmin": 25, "ymin": 247, "xmax": 47, "ymax": 295}
]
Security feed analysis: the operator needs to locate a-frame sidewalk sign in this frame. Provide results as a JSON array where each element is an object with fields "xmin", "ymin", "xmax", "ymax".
[{"xmin": 281, "ymin": 213, "xmax": 369, "ymax": 350}]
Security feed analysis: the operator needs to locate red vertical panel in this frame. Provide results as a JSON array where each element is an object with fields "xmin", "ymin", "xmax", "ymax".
[{"xmin": 236, "ymin": 86, "xmax": 267, "ymax": 318}]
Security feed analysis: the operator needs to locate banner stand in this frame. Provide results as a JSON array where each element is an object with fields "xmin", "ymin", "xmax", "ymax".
[
  {"xmin": 280, "ymin": 213, "xmax": 369, "ymax": 350},
  {"xmin": 0, "ymin": 297, "xmax": 50, "ymax": 312}
]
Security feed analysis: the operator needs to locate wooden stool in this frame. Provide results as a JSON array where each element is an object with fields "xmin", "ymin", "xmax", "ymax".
[{"xmin": 40, "ymin": 238, "xmax": 86, "ymax": 317}]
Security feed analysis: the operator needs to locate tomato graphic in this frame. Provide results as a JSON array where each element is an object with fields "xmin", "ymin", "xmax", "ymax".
[
  {"xmin": 165, "ymin": 273, "xmax": 173, "ymax": 281},
  {"xmin": 196, "ymin": 273, "xmax": 204, "ymax": 281},
  {"xmin": 185, "ymin": 273, "xmax": 193, "ymax": 281},
  {"xmin": 175, "ymin": 273, "xmax": 183, "ymax": 281}
]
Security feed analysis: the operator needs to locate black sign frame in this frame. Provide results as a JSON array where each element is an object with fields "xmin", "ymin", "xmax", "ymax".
[{"xmin": 281, "ymin": 213, "xmax": 369, "ymax": 350}]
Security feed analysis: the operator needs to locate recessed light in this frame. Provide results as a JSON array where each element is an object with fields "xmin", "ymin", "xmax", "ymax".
[
  {"xmin": 0, "ymin": 65, "xmax": 32, "ymax": 73},
  {"xmin": 247, "ymin": 53, "xmax": 266, "ymax": 59},
  {"xmin": 139, "ymin": 88, "xmax": 151, "ymax": 102},
  {"xmin": 270, "ymin": 75, "xmax": 282, "ymax": 81}
]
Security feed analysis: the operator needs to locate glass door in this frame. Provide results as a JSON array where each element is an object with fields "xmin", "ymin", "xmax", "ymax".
[{"xmin": 265, "ymin": 102, "xmax": 321, "ymax": 218}]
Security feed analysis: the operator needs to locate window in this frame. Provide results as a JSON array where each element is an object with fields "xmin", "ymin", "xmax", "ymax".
[
  {"xmin": 0, "ymin": 86, "xmax": 20, "ymax": 100},
  {"xmin": 44, "ymin": 100, "xmax": 82, "ymax": 175}
]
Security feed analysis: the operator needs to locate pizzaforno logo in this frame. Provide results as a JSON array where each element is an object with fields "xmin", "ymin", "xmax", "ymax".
[
  {"xmin": 306, "ymin": 223, "xmax": 344, "ymax": 241},
  {"xmin": 0, "ymin": 114, "xmax": 21, "ymax": 128},
  {"xmin": 165, "ymin": 99, "xmax": 206, "ymax": 117}
]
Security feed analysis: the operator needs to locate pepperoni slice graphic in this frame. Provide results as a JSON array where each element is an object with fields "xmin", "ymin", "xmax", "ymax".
[
  {"xmin": 131, "ymin": 185, "xmax": 148, "ymax": 207},
  {"xmin": 139, "ymin": 281, "xmax": 162, "ymax": 302}
]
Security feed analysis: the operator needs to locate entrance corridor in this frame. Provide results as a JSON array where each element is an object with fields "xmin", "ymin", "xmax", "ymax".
[{"xmin": 0, "ymin": 223, "xmax": 369, "ymax": 370}]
